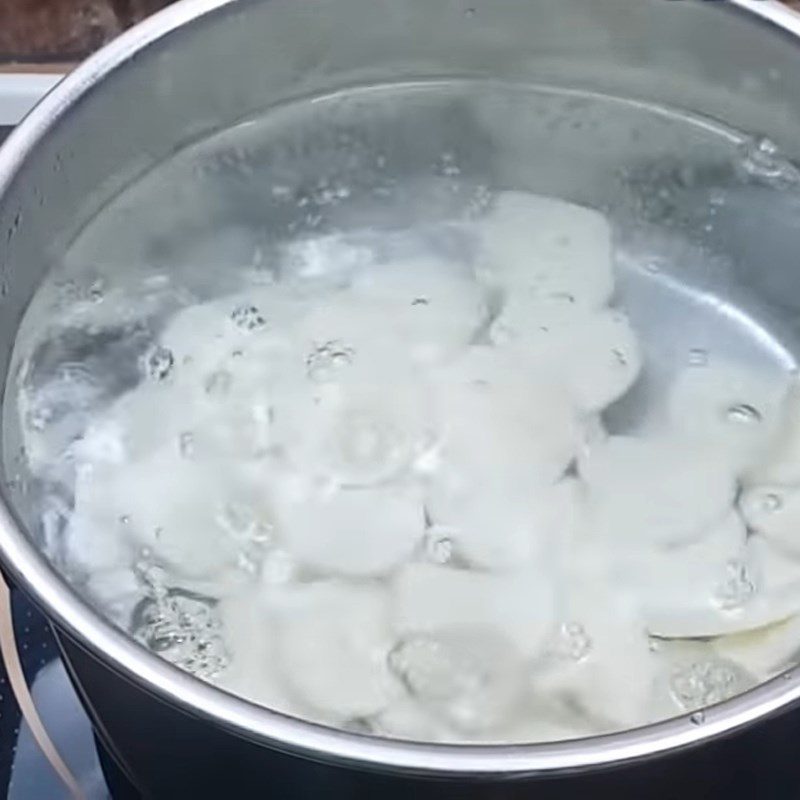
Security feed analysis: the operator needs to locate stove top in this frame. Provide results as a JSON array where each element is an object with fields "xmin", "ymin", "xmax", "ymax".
[{"xmin": 0, "ymin": 591, "xmax": 111, "ymax": 799}]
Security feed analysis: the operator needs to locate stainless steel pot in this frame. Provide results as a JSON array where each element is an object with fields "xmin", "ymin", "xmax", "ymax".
[{"xmin": 3, "ymin": 0, "xmax": 800, "ymax": 796}]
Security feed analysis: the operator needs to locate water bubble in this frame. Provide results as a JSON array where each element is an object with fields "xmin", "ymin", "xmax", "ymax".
[
  {"xmin": 313, "ymin": 181, "xmax": 351, "ymax": 205},
  {"xmin": 25, "ymin": 404, "xmax": 54, "ymax": 432},
  {"xmin": 131, "ymin": 589, "xmax": 228, "ymax": 680},
  {"xmin": 424, "ymin": 530, "xmax": 454, "ymax": 565},
  {"xmin": 215, "ymin": 501, "xmax": 272, "ymax": 546},
  {"xmin": 306, "ymin": 340, "xmax": 355, "ymax": 383},
  {"xmin": 388, "ymin": 636, "xmax": 448, "ymax": 697},
  {"xmin": 134, "ymin": 551, "xmax": 169, "ymax": 602},
  {"xmin": 669, "ymin": 658, "xmax": 748, "ymax": 712},
  {"xmin": 143, "ymin": 346, "xmax": 174, "ymax": 381},
  {"xmin": 304, "ymin": 212, "xmax": 324, "ymax": 229},
  {"xmin": 548, "ymin": 621, "xmax": 593, "ymax": 662},
  {"xmin": 260, "ymin": 548, "xmax": 296, "ymax": 585},
  {"xmin": 708, "ymin": 189, "xmax": 726, "ymax": 209},
  {"xmin": 178, "ymin": 431, "xmax": 195, "ymax": 459},
  {"xmin": 713, "ymin": 558, "xmax": 757, "ymax": 611},
  {"xmin": 388, "ymin": 628, "xmax": 524, "ymax": 732},
  {"xmin": 466, "ymin": 184, "xmax": 492, "ymax": 218},
  {"xmin": 215, "ymin": 501, "xmax": 273, "ymax": 574},
  {"xmin": 688, "ymin": 348, "xmax": 708, "ymax": 367},
  {"xmin": 119, "ymin": 514, "xmax": 130, "ymax": 525},
  {"xmin": 737, "ymin": 136, "xmax": 800, "ymax": 188},
  {"xmin": 236, "ymin": 550, "xmax": 260, "ymax": 575},
  {"xmin": 726, "ymin": 403, "xmax": 762, "ymax": 425},
  {"xmin": 231, "ymin": 304, "xmax": 266, "ymax": 331},
  {"xmin": 437, "ymin": 152, "xmax": 460, "ymax": 178},
  {"xmin": 205, "ymin": 369, "xmax": 233, "ymax": 397},
  {"xmin": 644, "ymin": 259, "xmax": 663, "ymax": 275},
  {"xmin": 88, "ymin": 280, "xmax": 105, "ymax": 303}
]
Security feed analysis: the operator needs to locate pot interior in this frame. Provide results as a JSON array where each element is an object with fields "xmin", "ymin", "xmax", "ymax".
[{"xmin": 3, "ymin": 0, "xmax": 800, "ymax": 767}]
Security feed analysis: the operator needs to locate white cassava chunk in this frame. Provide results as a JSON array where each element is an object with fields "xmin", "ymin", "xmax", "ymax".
[
  {"xmin": 72, "ymin": 447, "xmax": 273, "ymax": 579},
  {"xmin": 83, "ymin": 567, "xmax": 141, "ymax": 628},
  {"xmin": 651, "ymin": 640, "xmax": 756, "ymax": 719},
  {"xmin": 290, "ymin": 256, "xmax": 486, "ymax": 370},
  {"xmin": 580, "ymin": 435, "xmax": 737, "ymax": 548},
  {"xmin": 533, "ymin": 573, "xmax": 656, "ymax": 730},
  {"xmin": 647, "ymin": 534, "xmax": 800, "ymax": 638},
  {"xmin": 489, "ymin": 292, "xmax": 587, "ymax": 349},
  {"xmin": 387, "ymin": 626, "xmax": 527, "ymax": 734},
  {"xmin": 95, "ymin": 357, "xmax": 280, "ymax": 463},
  {"xmin": 391, "ymin": 563, "xmax": 555, "ymax": 658},
  {"xmin": 215, "ymin": 591, "xmax": 299, "ymax": 717},
  {"xmin": 550, "ymin": 310, "xmax": 641, "ymax": 413},
  {"xmin": 740, "ymin": 485, "xmax": 800, "ymax": 559},
  {"xmin": 274, "ymin": 478, "xmax": 425, "ymax": 577},
  {"xmin": 434, "ymin": 347, "xmax": 581, "ymax": 487},
  {"xmin": 748, "ymin": 377, "xmax": 800, "ymax": 485},
  {"xmin": 714, "ymin": 614, "xmax": 800, "ymax": 681},
  {"xmin": 493, "ymin": 708, "xmax": 590, "ymax": 744},
  {"xmin": 271, "ymin": 582, "xmax": 400, "ymax": 720},
  {"xmin": 742, "ymin": 536, "xmax": 800, "ymax": 628},
  {"xmin": 426, "ymin": 476, "xmax": 582, "ymax": 571},
  {"xmin": 274, "ymin": 369, "xmax": 437, "ymax": 487},
  {"xmin": 373, "ymin": 696, "xmax": 456, "ymax": 743},
  {"xmin": 288, "ymin": 294, "xmax": 401, "ymax": 371},
  {"xmin": 491, "ymin": 306, "xmax": 642, "ymax": 413},
  {"xmin": 350, "ymin": 258, "xmax": 488, "ymax": 364},
  {"xmin": 63, "ymin": 502, "xmax": 134, "ymax": 577},
  {"xmin": 157, "ymin": 290, "xmax": 299, "ymax": 385},
  {"xmin": 92, "ymin": 316, "xmax": 302, "ymax": 465},
  {"xmin": 630, "ymin": 513, "xmax": 749, "ymax": 638},
  {"xmin": 72, "ymin": 382, "xmax": 183, "ymax": 464},
  {"xmin": 667, "ymin": 360, "xmax": 789, "ymax": 473},
  {"xmin": 476, "ymin": 191, "xmax": 614, "ymax": 309}
]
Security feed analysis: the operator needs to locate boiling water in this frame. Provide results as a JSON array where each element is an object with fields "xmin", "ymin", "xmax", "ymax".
[{"xmin": 7, "ymin": 81, "xmax": 800, "ymax": 744}]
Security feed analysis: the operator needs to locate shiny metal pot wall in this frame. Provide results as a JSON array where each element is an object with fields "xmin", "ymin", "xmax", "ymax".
[{"xmin": 1, "ymin": 0, "xmax": 800, "ymax": 789}]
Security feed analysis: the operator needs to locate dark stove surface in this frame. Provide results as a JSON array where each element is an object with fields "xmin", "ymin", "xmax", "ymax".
[
  {"xmin": 3, "ymin": 124, "xmax": 800, "ymax": 800},
  {"xmin": 0, "ymin": 591, "xmax": 110, "ymax": 799}
]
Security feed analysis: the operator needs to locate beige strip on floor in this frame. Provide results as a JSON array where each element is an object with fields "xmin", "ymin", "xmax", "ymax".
[{"xmin": 0, "ymin": 574, "xmax": 86, "ymax": 800}]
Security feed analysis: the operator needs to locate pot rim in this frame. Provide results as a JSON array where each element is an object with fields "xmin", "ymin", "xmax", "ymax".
[{"xmin": 2, "ymin": 0, "xmax": 800, "ymax": 777}]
